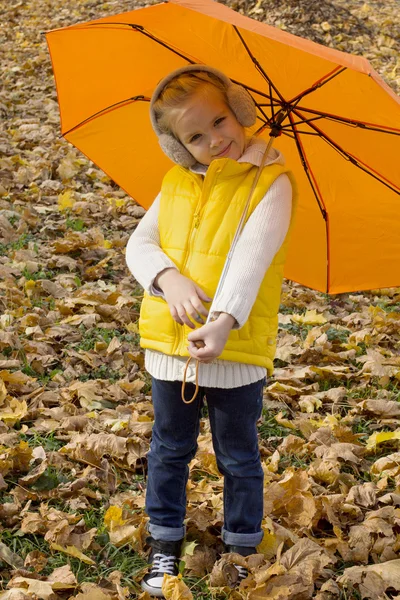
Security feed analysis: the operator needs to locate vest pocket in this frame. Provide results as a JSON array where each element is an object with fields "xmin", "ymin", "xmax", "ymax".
[{"xmin": 228, "ymin": 320, "xmax": 251, "ymax": 341}]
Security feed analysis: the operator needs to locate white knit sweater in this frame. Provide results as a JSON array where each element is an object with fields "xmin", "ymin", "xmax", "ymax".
[{"xmin": 125, "ymin": 139, "xmax": 293, "ymax": 388}]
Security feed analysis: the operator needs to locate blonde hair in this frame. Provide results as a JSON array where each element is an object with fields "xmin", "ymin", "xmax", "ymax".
[{"xmin": 153, "ymin": 71, "xmax": 229, "ymax": 136}]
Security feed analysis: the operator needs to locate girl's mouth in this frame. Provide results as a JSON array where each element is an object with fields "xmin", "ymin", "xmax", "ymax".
[{"xmin": 215, "ymin": 142, "xmax": 232, "ymax": 157}]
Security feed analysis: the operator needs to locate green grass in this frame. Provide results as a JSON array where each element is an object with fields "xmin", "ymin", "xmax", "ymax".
[
  {"xmin": 21, "ymin": 267, "xmax": 57, "ymax": 281},
  {"xmin": 258, "ymin": 410, "xmax": 299, "ymax": 445},
  {"xmin": 279, "ymin": 321, "xmax": 313, "ymax": 340},
  {"xmin": 73, "ymin": 326, "xmax": 140, "ymax": 352},
  {"xmin": 326, "ymin": 327, "xmax": 351, "ymax": 343},
  {"xmin": 278, "ymin": 453, "xmax": 312, "ymax": 472},
  {"xmin": 7, "ymin": 214, "xmax": 20, "ymax": 226},
  {"xmin": 66, "ymin": 217, "xmax": 86, "ymax": 232},
  {"xmin": 30, "ymin": 466, "xmax": 70, "ymax": 491},
  {"xmin": 183, "ymin": 576, "xmax": 230, "ymax": 599},
  {"xmin": 30, "ymin": 297, "xmax": 56, "ymax": 310},
  {"xmin": 0, "ymin": 233, "xmax": 34, "ymax": 256},
  {"xmin": 19, "ymin": 431, "xmax": 66, "ymax": 452},
  {"xmin": 78, "ymin": 365, "xmax": 123, "ymax": 382}
]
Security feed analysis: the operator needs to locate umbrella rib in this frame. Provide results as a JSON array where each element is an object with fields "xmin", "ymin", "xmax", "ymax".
[
  {"xmin": 286, "ymin": 112, "xmax": 330, "ymax": 292},
  {"xmin": 62, "ymin": 96, "xmax": 150, "ymax": 137},
  {"xmin": 282, "ymin": 115, "xmax": 325, "ymax": 127},
  {"xmin": 292, "ymin": 108, "xmax": 400, "ymax": 195},
  {"xmin": 286, "ymin": 115, "xmax": 327, "ymax": 220},
  {"xmin": 287, "ymin": 67, "xmax": 346, "ymax": 104},
  {"xmin": 233, "ymin": 26, "xmax": 286, "ymax": 104},
  {"xmin": 80, "ymin": 22, "xmax": 198, "ymax": 64},
  {"xmin": 292, "ymin": 106, "xmax": 400, "ymax": 136}
]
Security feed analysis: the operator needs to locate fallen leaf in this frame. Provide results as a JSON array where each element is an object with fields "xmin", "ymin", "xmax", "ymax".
[{"xmin": 162, "ymin": 574, "xmax": 193, "ymax": 599}]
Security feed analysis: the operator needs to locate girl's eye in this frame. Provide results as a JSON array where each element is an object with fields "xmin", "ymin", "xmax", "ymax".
[
  {"xmin": 215, "ymin": 117, "xmax": 225, "ymax": 126},
  {"xmin": 189, "ymin": 133, "xmax": 201, "ymax": 143}
]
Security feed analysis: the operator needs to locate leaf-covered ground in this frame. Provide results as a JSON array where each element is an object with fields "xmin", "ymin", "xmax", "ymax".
[{"xmin": 0, "ymin": 0, "xmax": 399, "ymax": 599}]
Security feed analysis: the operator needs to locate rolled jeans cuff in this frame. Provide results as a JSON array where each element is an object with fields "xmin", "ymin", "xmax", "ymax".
[
  {"xmin": 148, "ymin": 522, "xmax": 186, "ymax": 542},
  {"xmin": 222, "ymin": 527, "xmax": 264, "ymax": 547}
]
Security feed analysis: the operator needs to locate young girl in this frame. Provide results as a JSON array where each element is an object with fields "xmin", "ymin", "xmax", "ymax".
[{"xmin": 126, "ymin": 65, "xmax": 296, "ymax": 597}]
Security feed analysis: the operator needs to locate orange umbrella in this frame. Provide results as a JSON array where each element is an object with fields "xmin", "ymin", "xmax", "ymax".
[{"xmin": 45, "ymin": 0, "xmax": 400, "ymax": 294}]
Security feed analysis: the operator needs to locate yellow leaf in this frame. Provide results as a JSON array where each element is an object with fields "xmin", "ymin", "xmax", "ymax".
[
  {"xmin": 274, "ymin": 411, "xmax": 296, "ymax": 430},
  {"xmin": 0, "ymin": 399, "xmax": 28, "ymax": 426},
  {"xmin": 366, "ymin": 430, "xmax": 400, "ymax": 451},
  {"xmin": 181, "ymin": 541, "xmax": 197, "ymax": 558},
  {"xmin": 309, "ymin": 414, "xmax": 340, "ymax": 429},
  {"xmin": 299, "ymin": 396, "xmax": 322, "ymax": 413},
  {"xmin": 50, "ymin": 543, "xmax": 95, "ymax": 565},
  {"xmin": 104, "ymin": 505, "xmax": 125, "ymax": 530},
  {"xmin": 291, "ymin": 309, "xmax": 327, "ymax": 325},
  {"xmin": 162, "ymin": 574, "xmax": 193, "ymax": 600},
  {"xmin": 58, "ymin": 190, "xmax": 75, "ymax": 211},
  {"xmin": 0, "ymin": 380, "xmax": 7, "ymax": 403},
  {"xmin": 126, "ymin": 322, "xmax": 139, "ymax": 334},
  {"xmin": 24, "ymin": 279, "xmax": 36, "ymax": 293},
  {"xmin": 266, "ymin": 382, "xmax": 301, "ymax": 396},
  {"xmin": 257, "ymin": 518, "xmax": 279, "ymax": 560}
]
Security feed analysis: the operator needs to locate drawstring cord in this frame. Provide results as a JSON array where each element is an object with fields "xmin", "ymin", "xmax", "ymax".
[
  {"xmin": 181, "ymin": 349, "xmax": 201, "ymax": 404},
  {"xmin": 180, "ymin": 140, "xmax": 275, "ymax": 404}
]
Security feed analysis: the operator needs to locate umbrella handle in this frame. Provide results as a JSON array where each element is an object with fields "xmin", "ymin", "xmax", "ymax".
[{"xmin": 181, "ymin": 340, "xmax": 205, "ymax": 404}]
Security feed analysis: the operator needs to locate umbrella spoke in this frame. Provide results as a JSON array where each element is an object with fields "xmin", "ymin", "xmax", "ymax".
[
  {"xmin": 252, "ymin": 103, "xmax": 272, "ymax": 125},
  {"xmin": 292, "ymin": 108, "xmax": 400, "ymax": 195},
  {"xmin": 83, "ymin": 22, "xmax": 198, "ymax": 65},
  {"xmin": 233, "ymin": 26, "xmax": 286, "ymax": 105},
  {"xmin": 281, "ymin": 115, "xmax": 325, "ymax": 127},
  {"xmin": 287, "ymin": 66, "xmax": 346, "ymax": 105},
  {"xmin": 287, "ymin": 112, "xmax": 330, "ymax": 292},
  {"xmin": 287, "ymin": 114, "xmax": 327, "ymax": 220},
  {"xmin": 292, "ymin": 106, "xmax": 400, "ymax": 136},
  {"xmin": 62, "ymin": 96, "xmax": 150, "ymax": 137}
]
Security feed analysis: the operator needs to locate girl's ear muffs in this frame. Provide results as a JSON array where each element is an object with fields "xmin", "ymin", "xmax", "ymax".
[{"xmin": 150, "ymin": 65, "xmax": 257, "ymax": 167}]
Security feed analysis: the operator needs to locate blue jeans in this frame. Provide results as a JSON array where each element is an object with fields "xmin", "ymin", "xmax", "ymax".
[{"xmin": 146, "ymin": 376, "xmax": 266, "ymax": 547}]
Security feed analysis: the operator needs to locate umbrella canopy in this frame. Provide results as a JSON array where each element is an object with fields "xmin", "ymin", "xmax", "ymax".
[{"xmin": 45, "ymin": 0, "xmax": 400, "ymax": 294}]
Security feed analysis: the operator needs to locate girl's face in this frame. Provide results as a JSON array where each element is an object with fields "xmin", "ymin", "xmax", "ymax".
[{"xmin": 172, "ymin": 85, "xmax": 246, "ymax": 166}]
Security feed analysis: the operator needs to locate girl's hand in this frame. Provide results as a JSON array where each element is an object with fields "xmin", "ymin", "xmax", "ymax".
[
  {"xmin": 155, "ymin": 268, "xmax": 212, "ymax": 329},
  {"xmin": 187, "ymin": 313, "xmax": 236, "ymax": 362}
]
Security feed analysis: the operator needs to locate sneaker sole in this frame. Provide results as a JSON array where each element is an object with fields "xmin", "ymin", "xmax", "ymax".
[{"xmin": 141, "ymin": 579, "xmax": 166, "ymax": 598}]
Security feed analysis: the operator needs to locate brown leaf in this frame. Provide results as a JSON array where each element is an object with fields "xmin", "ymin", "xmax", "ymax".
[
  {"xmin": 0, "ymin": 541, "xmax": 24, "ymax": 568},
  {"xmin": 338, "ymin": 559, "xmax": 400, "ymax": 598},
  {"xmin": 209, "ymin": 554, "xmax": 246, "ymax": 587},
  {"xmin": 24, "ymin": 551, "xmax": 48, "ymax": 573},
  {"xmin": 184, "ymin": 546, "xmax": 217, "ymax": 577}
]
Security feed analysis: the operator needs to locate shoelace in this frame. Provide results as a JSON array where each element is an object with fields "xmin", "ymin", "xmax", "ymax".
[
  {"xmin": 235, "ymin": 565, "xmax": 249, "ymax": 580},
  {"xmin": 151, "ymin": 553, "xmax": 177, "ymax": 575}
]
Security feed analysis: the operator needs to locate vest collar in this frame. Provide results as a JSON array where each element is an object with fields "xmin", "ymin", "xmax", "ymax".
[{"xmin": 190, "ymin": 138, "xmax": 285, "ymax": 175}]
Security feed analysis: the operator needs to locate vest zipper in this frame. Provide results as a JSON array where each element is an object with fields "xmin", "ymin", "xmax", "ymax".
[{"xmin": 173, "ymin": 166, "xmax": 218, "ymax": 355}]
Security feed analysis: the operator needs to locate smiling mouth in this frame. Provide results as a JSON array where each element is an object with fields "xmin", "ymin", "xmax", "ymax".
[{"xmin": 216, "ymin": 142, "xmax": 231, "ymax": 157}]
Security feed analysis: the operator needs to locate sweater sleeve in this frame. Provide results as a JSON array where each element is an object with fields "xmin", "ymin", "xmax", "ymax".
[
  {"xmin": 209, "ymin": 173, "xmax": 293, "ymax": 329},
  {"xmin": 125, "ymin": 193, "xmax": 178, "ymax": 296}
]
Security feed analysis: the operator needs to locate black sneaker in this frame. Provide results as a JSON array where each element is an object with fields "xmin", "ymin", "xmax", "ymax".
[
  {"xmin": 225, "ymin": 545, "xmax": 257, "ymax": 582},
  {"xmin": 141, "ymin": 536, "xmax": 183, "ymax": 597}
]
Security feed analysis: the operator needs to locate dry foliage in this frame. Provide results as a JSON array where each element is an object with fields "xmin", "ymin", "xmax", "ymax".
[{"xmin": 0, "ymin": 0, "xmax": 399, "ymax": 598}]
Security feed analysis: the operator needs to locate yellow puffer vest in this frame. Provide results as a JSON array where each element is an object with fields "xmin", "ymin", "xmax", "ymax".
[{"xmin": 139, "ymin": 157, "xmax": 297, "ymax": 374}]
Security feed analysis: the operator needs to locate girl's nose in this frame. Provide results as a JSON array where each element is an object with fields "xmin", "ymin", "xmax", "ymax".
[{"xmin": 210, "ymin": 135, "xmax": 223, "ymax": 148}]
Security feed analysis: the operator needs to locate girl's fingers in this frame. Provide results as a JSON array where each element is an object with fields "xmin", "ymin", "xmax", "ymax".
[
  {"xmin": 175, "ymin": 305, "xmax": 195, "ymax": 329},
  {"xmin": 184, "ymin": 301, "xmax": 205, "ymax": 325},
  {"xmin": 170, "ymin": 307, "xmax": 183, "ymax": 326},
  {"xmin": 190, "ymin": 297, "xmax": 209, "ymax": 318}
]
